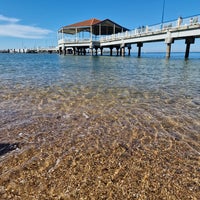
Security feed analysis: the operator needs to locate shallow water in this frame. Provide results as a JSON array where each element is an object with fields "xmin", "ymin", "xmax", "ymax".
[{"xmin": 0, "ymin": 53, "xmax": 199, "ymax": 199}]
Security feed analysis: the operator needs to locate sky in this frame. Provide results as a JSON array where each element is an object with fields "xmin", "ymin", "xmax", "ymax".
[{"xmin": 1, "ymin": 0, "xmax": 200, "ymax": 51}]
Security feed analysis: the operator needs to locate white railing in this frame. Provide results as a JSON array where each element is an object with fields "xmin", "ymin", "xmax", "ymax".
[
  {"xmin": 58, "ymin": 14, "xmax": 200, "ymax": 45},
  {"xmin": 58, "ymin": 38, "xmax": 101, "ymax": 45},
  {"xmin": 58, "ymin": 38, "xmax": 92, "ymax": 45},
  {"xmin": 100, "ymin": 14, "xmax": 200, "ymax": 42}
]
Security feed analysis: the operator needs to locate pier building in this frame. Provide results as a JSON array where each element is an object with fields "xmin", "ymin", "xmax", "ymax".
[
  {"xmin": 58, "ymin": 15, "xmax": 200, "ymax": 58},
  {"xmin": 58, "ymin": 18, "xmax": 129, "ymax": 56}
]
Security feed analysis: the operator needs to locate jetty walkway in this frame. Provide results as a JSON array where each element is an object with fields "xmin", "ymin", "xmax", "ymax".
[{"xmin": 58, "ymin": 15, "xmax": 200, "ymax": 58}]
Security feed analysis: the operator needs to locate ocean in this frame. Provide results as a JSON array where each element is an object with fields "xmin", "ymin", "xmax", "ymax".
[{"xmin": 0, "ymin": 53, "xmax": 199, "ymax": 199}]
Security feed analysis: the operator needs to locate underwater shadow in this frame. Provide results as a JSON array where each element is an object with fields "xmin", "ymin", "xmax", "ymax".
[{"xmin": 0, "ymin": 143, "xmax": 19, "ymax": 156}]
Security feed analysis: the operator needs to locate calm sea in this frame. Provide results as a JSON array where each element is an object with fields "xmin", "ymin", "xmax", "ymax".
[
  {"xmin": 0, "ymin": 53, "xmax": 199, "ymax": 140},
  {"xmin": 0, "ymin": 52, "xmax": 199, "ymax": 198}
]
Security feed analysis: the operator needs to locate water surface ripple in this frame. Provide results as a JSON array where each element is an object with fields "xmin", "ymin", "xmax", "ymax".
[{"xmin": 0, "ymin": 53, "xmax": 199, "ymax": 199}]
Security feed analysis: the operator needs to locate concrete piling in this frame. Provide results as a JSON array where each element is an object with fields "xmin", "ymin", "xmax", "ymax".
[{"xmin": 185, "ymin": 37, "xmax": 195, "ymax": 59}]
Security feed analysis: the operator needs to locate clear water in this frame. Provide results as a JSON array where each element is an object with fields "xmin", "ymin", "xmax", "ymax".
[
  {"xmin": 0, "ymin": 53, "xmax": 199, "ymax": 198},
  {"xmin": 0, "ymin": 54, "xmax": 200, "ymax": 121},
  {"xmin": 0, "ymin": 52, "xmax": 199, "ymax": 148}
]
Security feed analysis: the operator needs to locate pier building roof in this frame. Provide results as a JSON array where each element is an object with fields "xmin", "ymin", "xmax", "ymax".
[{"xmin": 59, "ymin": 18, "xmax": 129, "ymax": 35}]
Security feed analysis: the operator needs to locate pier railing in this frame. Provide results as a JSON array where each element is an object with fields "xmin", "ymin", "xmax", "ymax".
[
  {"xmin": 100, "ymin": 14, "xmax": 200, "ymax": 42},
  {"xmin": 58, "ymin": 14, "xmax": 200, "ymax": 47},
  {"xmin": 58, "ymin": 38, "xmax": 91, "ymax": 45}
]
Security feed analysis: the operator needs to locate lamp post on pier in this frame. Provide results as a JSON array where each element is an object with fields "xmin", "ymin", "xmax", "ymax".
[{"xmin": 161, "ymin": 0, "xmax": 166, "ymax": 29}]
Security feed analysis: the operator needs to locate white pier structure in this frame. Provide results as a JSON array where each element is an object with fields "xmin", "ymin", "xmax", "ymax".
[
  {"xmin": 58, "ymin": 15, "xmax": 200, "ymax": 58},
  {"xmin": 58, "ymin": 18, "xmax": 129, "ymax": 56}
]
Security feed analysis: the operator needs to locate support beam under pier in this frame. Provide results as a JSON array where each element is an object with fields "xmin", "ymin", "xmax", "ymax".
[
  {"xmin": 120, "ymin": 43, "xmax": 125, "ymax": 56},
  {"xmin": 59, "ymin": 47, "xmax": 62, "ymax": 55},
  {"xmin": 73, "ymin": 47, "xmax": 76, "ymax": 55},
  {"xmin": 119, "ymin": 47, "xmax": 125, "ymax": 56},
  {"xmin": 95, "ymin": 47, "xmax": 98, "ymax": 55},
  {"xmin": 137, "ymin": 43, "xmax": 143, "ymax": 58},
  {"xmin": 128, "ymin": 46, "xmax": 131, "ymax": 56},
  {"xmin": 77, "ymin": 48, "xmax": 80, "ymax": 55},
  {"xmin": 110, "ymin": 47, "xmax": 113, "ymax": 56},
  {"xmin": 166, "ymin": 43, "xmax": 171, "ymax": 59},
  {"xmin": 100, "ymin": 47, "xmax": 103, "ymax": 56},
  {"xmin": 185, "ymin": 37, "xmax": 195, "ymax": 59},
  {"xmin": 165, "ymin": 37, "xmax": 174, "ymax": 59},
  {"xmin": 83, "ymin": 48, "xmax": 86, "ymax": 55},
  {"xmin": 90, "ymin": 48, "xmax": 94, "ymax": 56},
  {"xmin": 116, "ymin": 47, "xmax": 120, "ymax": 56},
  {"xmin": 64, "ymin": 47, "xmax": 67, "ymax": 55}
]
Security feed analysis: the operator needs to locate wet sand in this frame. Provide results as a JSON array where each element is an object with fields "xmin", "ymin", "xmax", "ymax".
[{"xmin": 0, "ymin": 86, "xmax": 199, "ymax": 199}]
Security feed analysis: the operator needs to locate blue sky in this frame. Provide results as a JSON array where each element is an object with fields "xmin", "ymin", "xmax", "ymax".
[{"xmin": 1, "ymin": 0, "xmax": 200, "ymax": 51}]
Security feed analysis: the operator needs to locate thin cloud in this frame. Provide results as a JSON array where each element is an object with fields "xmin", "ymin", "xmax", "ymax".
[
  {"xmin": 0, "ymin": 14, "xmax": 52, "ymax": 39},
  {"xmin": 0, "ymin": 24, "xmax": 52, "ymax": 39},
  {"xmin": 0, "ymin": 14, "xmax": 20, "ymax": 23}
]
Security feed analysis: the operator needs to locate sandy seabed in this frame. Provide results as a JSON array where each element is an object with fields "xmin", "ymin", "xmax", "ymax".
[{"xmin": 0, "ymin": 87, "xmax": 199, "ymax": 199}]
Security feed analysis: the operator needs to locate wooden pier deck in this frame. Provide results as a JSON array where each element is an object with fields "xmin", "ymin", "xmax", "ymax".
[{"xmin": 58, "ymin": 15, "xmax": 200, "ymax": 58}]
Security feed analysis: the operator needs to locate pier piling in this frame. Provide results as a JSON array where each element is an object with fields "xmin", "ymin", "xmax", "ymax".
[
  {"xmin": 100, "ymin": 47, "xmax": 103, "ymax": 56},
  {"xmin": 128, "ymin": 46, "xmax": 131, "ymax": 56},
  {"xmin": 116, "ymin": 47, "xmax": 120, "ymax": 56},
  {"xmin": 95, "ymin": 47, "xmax": 98, "ymax": 55},
  {"xmin": 110, "ymin": 47, "xmax": 113, "ymax": 56},
  {"xmin": 185, "ymin": 37, "xmax": 195, "ymax": 59},
  {"xmin": 137, "ymin": 43, "xmax": 143, "ymax": 58},
  {"xmin": 166, "ymin": 43, "xmax": 171, "ymax": 59}
]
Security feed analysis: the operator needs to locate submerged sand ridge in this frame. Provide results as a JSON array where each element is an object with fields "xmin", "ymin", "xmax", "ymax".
[{"xmin": 0, "ymin": 85, "xmax": 199, "ymax": 199}]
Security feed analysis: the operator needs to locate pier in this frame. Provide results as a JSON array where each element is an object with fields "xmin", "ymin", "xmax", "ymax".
[{"xmin": 58, "ymin": 15, "xmax": 200, "ymax": 59}]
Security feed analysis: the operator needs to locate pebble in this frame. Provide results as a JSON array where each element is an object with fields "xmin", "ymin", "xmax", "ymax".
[
  {"xmin": 83, "ymin": 112, "xmax": 89, "ymax": 119},
  {"xmin": 18, "ymin": 132, "xmax": 23, "ymax": 136},
  {"xmin": 0, "ymin": 186, "xmax": 5, "ymax": 194}
]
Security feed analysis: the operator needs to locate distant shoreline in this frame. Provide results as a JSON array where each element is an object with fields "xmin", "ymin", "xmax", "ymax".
[
  {"xmin": 1, "ymin": 50, "xmax": 200, "ymax": 54},
  {"xmin": 0, "ymin": 48, "xmax": 58, "ymax": 54}
]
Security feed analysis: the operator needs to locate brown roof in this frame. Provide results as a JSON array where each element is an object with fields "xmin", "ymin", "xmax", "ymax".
[
  {"xmin": 66, "ymin": 18, "xmax": 102, "ymax": 28},
  {"xmin": 59, "ymin": 18, "xmax": 129, "ymax": 35}
]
